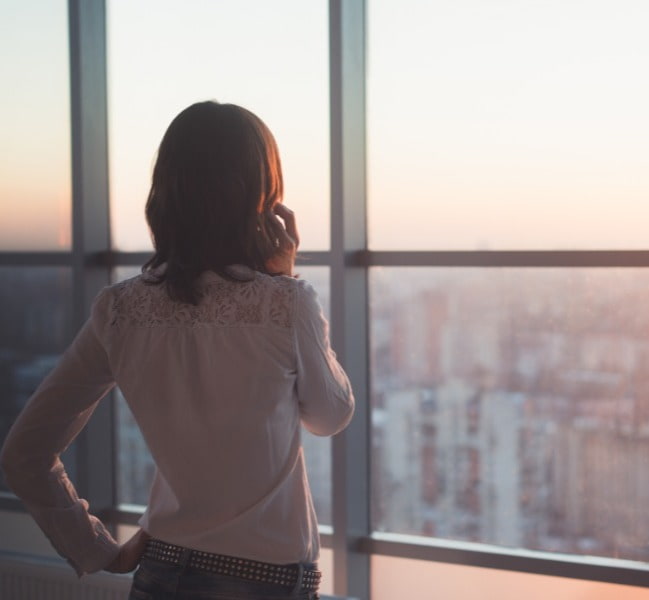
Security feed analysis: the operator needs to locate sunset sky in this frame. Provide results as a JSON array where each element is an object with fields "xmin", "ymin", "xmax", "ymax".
[
  {"xmin": 2, "ymin": 0, "xmax": 648, "ymax": 251},
  {"xmin": 1, "ymin": 0, "xmax": 71, "ymax": 250}
]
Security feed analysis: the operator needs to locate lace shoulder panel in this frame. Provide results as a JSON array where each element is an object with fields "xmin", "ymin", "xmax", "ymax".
[{"xmin": 107, "ymin": 273, "xmax": 296, "ymax": 329}]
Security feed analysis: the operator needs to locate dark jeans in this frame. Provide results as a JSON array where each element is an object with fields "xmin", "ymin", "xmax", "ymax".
[{"xmin": 129, "ymin": 557, "xmax": 320, "ymax": 600}]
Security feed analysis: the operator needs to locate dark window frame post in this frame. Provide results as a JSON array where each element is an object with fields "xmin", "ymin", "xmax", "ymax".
[
  {"xmin": 68, "ymin": 0, "xmax": 115, "ymax": 517},
  {"xmin": 329, "ymin": 1, "xmax": 370, "ymax": 598}
]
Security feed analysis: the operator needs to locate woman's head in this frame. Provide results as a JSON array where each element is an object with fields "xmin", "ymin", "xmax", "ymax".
[{"xmin": 144, "ymin": 100, "xmax": 284, "ymax": 303}]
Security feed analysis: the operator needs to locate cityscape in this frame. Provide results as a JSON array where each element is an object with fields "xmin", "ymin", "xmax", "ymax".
[
  {"xmin": 370, "ymin": 267, "xmax": 649, "ymax": 561},
  {"xmin": 3, "ymin": 266, "xmax": 649, "ymax": 563}
]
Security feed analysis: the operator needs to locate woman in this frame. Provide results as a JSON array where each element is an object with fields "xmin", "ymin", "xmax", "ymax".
[{"xmin": 0, "ymin": 101, "xmax": 354, "ymax": 599}]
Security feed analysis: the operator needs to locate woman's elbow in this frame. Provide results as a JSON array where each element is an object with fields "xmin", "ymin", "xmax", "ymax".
[{"xmin": 301, "ymin": 397, "xmax": 355, "ymax": 437}]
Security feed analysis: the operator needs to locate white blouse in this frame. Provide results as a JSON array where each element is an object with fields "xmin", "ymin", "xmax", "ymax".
[{"xmin": 0, "ymin": 268, "xmax": 354, "ymax": 576}]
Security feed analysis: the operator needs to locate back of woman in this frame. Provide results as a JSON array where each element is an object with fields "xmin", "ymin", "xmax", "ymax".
[{"xmin": 0, "ymin": 101, "xmax": 354, "ymax": 599}]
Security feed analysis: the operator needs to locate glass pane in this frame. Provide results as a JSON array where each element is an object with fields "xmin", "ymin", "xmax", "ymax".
[
  {"xmin": 115, "ymin": 266, "xmax": 332, "ymax": 525},
  {"xmin": 0, "ymin": 268, "xmax": 73, "ymax": 490},
  {"xmin": 368, "ymin": 0, "xmax": 649, "ymax": 250},
  {"xmin": 108, "ymin": 0, "xmax": 329, "ymax": 252},
  {"xmin": 0, "ymin": 0, "xmax": 71, "ymax": 250},
  {"xmin": 371, "ymin": 555, "xmax": 649, "ymax": 600},
  {"xmin": 371, "ymin": 267, "xmax": 649, "ymax": 562}
]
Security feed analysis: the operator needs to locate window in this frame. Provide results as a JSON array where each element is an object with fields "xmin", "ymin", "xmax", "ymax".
[
  {"xmin": 0, "ymin": 268, "xmax": 74, "ymax": 491},
  {"xmin": 0, "ymin": 0, "xmax": 73, "ymax": 489},
  {"xmin": 108, "ymin": 0, "xmax": 330, "ymax": 252},
  {"xmin": 0, "ymin": 0, "xmax": 71, "ymax": 250},
  {"xmin": 2, "ymin": 1, "xmax": 649, "ymax": 598},
  {"xmin": 365, "ymin": 0, "xmax": 649, "ymax": 594},
  {"xmin": 367, "ymin": 0, "xmax": 649, "ymax": 250},
  {"xmin": 370, "ymin": 267, "xmax": 649, "ymax": 561},
  {"xmin": 107, "ymin": 0, "xmax": 333, "ymax": 521}
]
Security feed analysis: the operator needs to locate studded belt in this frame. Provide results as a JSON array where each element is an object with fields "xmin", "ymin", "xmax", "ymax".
[{"xmin": 143, "ymin": 538, "xmax": 321, "ymax": 592}]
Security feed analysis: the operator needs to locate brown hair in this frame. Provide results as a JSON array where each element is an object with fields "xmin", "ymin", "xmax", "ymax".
[{"xmin": 143, "ymin": 101, "xmax": 284, "ymax": 304}]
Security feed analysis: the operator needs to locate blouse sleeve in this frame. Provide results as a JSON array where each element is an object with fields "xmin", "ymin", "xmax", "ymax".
[
  {"xmin": 294, "ymin": 280, "xmax": 355, "ymax": 436},
  {"xmin": 0, "ymin": 289, "xmax": 120, "ymax": 576}
]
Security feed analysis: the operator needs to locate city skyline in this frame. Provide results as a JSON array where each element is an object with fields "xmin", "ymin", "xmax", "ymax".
[{"xmin": 4, "ymin": 261, "xmax": 649, "ymax": 564}]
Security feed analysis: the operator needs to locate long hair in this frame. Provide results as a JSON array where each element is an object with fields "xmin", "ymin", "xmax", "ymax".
[{"xmin": 143, "ymin": 101, "xmax": 284, "ymax": 304}]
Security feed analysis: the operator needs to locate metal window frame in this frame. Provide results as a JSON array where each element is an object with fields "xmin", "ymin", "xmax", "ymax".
[
  {"xmin": 3, "ymin": 0, "xmax": 649, "ymax": 597},
  {"xmin": 329, "ymin": 1, "xmax": 370, "ymax": 599},
  {"xmin": 0, "ymin": 0, "xmax": 114, "ymax": 514},
  {"xmin": 68, "ymin": 0, "xmax": 115, "ymax": 518}
]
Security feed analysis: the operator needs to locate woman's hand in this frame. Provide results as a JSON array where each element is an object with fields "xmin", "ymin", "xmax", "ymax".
[
  {"xmin": 265, "ymin": 204, "xmax": 299, "ymax": 277},
  {"xmin": 105, "ymin": 528, "xmax": 151, "ymax": 574}
]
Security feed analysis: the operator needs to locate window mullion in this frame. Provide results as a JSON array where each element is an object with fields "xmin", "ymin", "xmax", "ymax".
[
  {"xmin": 330, "ymin": 1, "xmax": 370, "ymax": 598},
  {"xmin": 68, "ymin": 0, "xmax": 114, "ymax": 515}
]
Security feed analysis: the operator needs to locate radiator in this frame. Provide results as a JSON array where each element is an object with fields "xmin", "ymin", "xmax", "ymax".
[
  {"xmin": 0, "ymin": 552, "xmax": 353, "ymax": 599},
  {"xmin": 1, "ymin": 552, "xmax": 132, "ymax": 600}
]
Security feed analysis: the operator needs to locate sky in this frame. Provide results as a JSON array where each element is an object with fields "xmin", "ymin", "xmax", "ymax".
[
  {"xmin": 367, "ymin": 0, "xmax": 649, "ymax": 249},
  {"xmin": 107, "ymin": 0, "xmax": 330, "ymax": 251},
  {"xmin": 1, "ymin": 0, "xmax": 649, "ymax": 252},
  {"xmin": 0, "ymin": 0, "xmax": 71, "ymax": 250}
]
